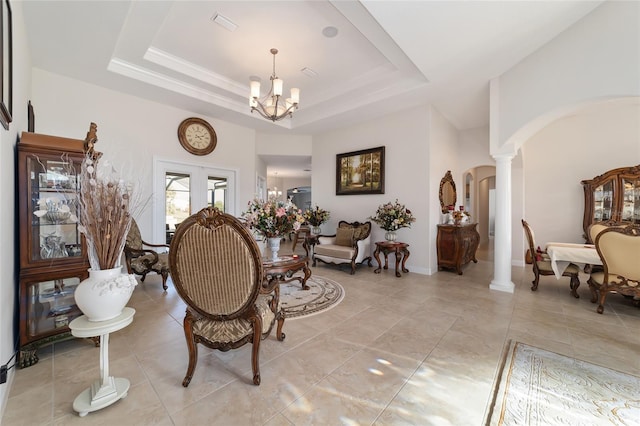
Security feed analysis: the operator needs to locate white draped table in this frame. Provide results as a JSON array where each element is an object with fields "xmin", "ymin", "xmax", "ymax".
[{"xmin": 545, "ymin": 242, "xmax": 602, "ymax": 279}]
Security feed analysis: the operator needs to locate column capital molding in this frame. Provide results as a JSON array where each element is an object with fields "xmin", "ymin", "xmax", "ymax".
[{"xmin": 492, "ymin": 153, "xmax": 515, "ymax": 162}]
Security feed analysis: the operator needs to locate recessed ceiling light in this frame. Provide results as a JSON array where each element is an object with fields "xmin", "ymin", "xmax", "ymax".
[
  {"xmin": 211, "ymin": 13, "xmax": 238, "ymax": 32},
  {"xmin": 322, "ymin": 26, "xmax": 338, "ymax": 38}
]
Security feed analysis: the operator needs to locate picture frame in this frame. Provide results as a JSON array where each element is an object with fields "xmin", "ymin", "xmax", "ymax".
[
  {"xmin": 336, "ymin": 146, "xmax": 385, "ymax": 195},
  {"xmin": 0, "ymin": 0, "xmax": 12, "ymax": 130}
]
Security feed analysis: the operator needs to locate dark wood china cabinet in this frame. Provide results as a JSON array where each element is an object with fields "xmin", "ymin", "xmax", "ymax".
[
  {"xmin": 582, "ymin": 165, "xmax": 640, "ymax": 242},
  {"xmin": 17, "ymin": 131, "xmax": 90, "ymax": 367}
]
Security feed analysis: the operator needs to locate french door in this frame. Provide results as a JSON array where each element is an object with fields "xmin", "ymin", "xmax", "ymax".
[{"xmin": 153, "ymin": 159, "xmax": 236, "ymax": 244}]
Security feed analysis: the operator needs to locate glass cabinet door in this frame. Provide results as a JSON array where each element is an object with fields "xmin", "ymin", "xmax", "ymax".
[
  {"xmin": 621, "ymin": 177, "xmax": 640, "ymax": 223},
  {"xmin": 26, "ymin": 277, "xmax": 81, "ymax": 338},
  {"xmin": 593, "ymin": 179, "xmax": 614, "ymax": 222},
  {"xmin": 26, "ymin": 154, "xmax": 83, "ymax": 264}
]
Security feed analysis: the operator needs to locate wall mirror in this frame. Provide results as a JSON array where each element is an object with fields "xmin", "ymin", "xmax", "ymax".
[{"xmin": 439, "ymin": 170, "xmax": 457, "ymax": 213}]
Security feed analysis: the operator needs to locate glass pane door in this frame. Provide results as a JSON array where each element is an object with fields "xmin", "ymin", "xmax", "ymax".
[
  {"xmin": 621, "ymin": 177, "xmax": 640, "ymax": 223},
  {"xmin": 593, "ymin": 180, "xmax": 614, "ymax": 221},
  {"xmin": 154, "ymin": 160, "xmax": 236, "ymax": 245},
  {"xmin": 165, "ymin": 172, "xmax": 190, "ymax": 244},
  {"xmin": 27, "ymin": 154, "xmax": 83, "ymax": 264},
  {"xmin": 208, "ymin": 176, "xmax": 227, "ymax": 211}
]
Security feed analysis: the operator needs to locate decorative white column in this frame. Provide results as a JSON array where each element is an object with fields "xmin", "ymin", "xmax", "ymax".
[{"xmin": 490, "ymin": 154, "xmax": 516, "ymax": 293}]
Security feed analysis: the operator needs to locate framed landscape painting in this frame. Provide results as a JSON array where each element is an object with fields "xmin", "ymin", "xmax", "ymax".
[{"xmin": 336, "ymin": 146, "xmax": 385, "ymax": 195}]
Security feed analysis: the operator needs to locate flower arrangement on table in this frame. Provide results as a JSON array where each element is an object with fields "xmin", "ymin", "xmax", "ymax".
[
  {"xmin": 303, "ymin": 206, "xmax": 330, "ymax": 227},
  {"xmin": 369, "ymin": 199, "xmax": 416, "ymax": 231},
  {"xmin": 241, "ymin": 197, "xmax": 304, "ymax": 238}
]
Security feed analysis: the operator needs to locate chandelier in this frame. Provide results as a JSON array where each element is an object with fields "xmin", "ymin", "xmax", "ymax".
[{"xmin": 249, "ymin": 48, "xmax": 300, "ymax": 122}]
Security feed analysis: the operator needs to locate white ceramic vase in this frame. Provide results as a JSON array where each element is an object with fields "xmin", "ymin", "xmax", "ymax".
[
  {"xmin": 74, "ymin": 266, "xmax": 137, "ymax": 322},
  {"xmin": 267, "ymin": 237, "xmax": 281, "ymax": 261},
  {"xmin": 385, "ymin": 231, "xmax": 397, "ymax": 242}
]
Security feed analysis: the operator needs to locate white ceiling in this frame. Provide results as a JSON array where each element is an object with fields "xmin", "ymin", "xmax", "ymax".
[{"xmin": 22, "ymin": 0, "xmax": 603, "ymax": 177}]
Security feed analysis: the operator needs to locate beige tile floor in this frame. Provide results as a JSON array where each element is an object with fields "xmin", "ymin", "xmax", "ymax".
[{"xmin": 3, "ymin": 240, "xmax": 640, "ymax": 425}]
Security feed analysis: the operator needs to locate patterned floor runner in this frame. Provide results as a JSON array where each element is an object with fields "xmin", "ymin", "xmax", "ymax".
[{"xmin": 485, "ymin": 340, "xmax": 640, "ymax": 425}]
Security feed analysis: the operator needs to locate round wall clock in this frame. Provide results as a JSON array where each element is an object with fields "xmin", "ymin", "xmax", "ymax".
[{"xmin": 177, "ymin": 117, "xmax": 217, "ymax": 156}]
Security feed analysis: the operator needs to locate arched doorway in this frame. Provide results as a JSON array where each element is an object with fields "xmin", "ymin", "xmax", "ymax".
[{"xmin": 463, "ymin": 166, "xmax": 496, "ymax": 261}]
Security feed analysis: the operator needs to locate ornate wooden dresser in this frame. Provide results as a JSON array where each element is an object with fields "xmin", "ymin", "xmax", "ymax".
[{"xmin": 436, "ymin": 223, "xmax": 480, "ymax": 275}]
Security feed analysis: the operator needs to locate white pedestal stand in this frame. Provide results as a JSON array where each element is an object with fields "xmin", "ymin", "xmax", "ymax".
[{"xmin": 69, "ymin": 307, "xmax": 135, "ymax": 417}]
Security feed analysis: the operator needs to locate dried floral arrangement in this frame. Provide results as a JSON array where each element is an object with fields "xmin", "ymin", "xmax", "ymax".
[{"xmin": 77, "ymin": 123, "xmax": 146, "ymax": 270}]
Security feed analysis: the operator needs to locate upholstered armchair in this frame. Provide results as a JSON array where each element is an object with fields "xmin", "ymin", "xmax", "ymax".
[
  {"xmin": 124, "ymin": 219, "xmax": 170, "ymax": 290},
  {"xmin": 588, "ymin": 224, "xmax": 640, "ymax": 314},
  {"xmin": 313, "ymin": 221, "xmax": 372, "ymax": 274},
  {"xmin": 521, "ymin": 219, "xmax": 580, "ymax": 293},
  {"xmin": 168, "ymin": 207, "xmax": 283, "ymax": 386}
]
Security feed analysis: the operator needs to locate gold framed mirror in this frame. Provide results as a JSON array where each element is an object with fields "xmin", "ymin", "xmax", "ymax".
[{"xmin": 439, "ymin": 170, "xmax": 457, "ymax": 213}]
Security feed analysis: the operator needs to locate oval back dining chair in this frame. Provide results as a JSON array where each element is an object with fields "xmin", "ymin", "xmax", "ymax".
[
  {"xmin": 169, "ymin": 207, "xmax": 283, "ymax": 386},
  {"xmin": 588, "ymin": 224, "xmax": 640, "ymax": 314},
  {"xmin": 521, "ymin": 219, "xmax": 581, "ymax": 294}
]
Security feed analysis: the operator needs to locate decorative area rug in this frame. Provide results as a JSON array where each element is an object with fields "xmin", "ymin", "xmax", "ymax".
[
  {"xmin": 485, "ymin": 340, "xmax": 640, "ymax": 425},
  {"xmin": 279, "ymin": 275, "xmax": 344, "ymax": 320}
]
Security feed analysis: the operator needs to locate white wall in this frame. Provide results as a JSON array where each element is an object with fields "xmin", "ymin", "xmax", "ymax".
[
  {"xmin": 522, "ymin": 100, "xmax": 640, "ymax": 251},
  {"xmin": 1, "ymin": 1, "xmax": 31, "ymax": 415},
  {"xmin": 459, "ymin": 126, "xmax": 493, "ymax": 177},
  {"xmin": 31, "ymin": 69, "xmax": 259, "ymax": 241},
  {"xmin": 496, "ymin": 0, "xmax": 640, "ymax": 151},
  {"xmin": 255, "ymin": 133, "xmax": 312, "ymax": 155},
  {"xmin": 312, "ymin": 106, "xmax": 431, "ymax": 274}
]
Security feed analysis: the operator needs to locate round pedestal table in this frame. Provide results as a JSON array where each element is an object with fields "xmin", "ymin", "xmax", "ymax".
[{"xmin": 69, "ymin": 307, "xmax": 135, "ymax": 417}]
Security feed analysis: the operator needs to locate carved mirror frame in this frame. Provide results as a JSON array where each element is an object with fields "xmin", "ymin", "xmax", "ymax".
[{"xmin": 439, "ymin": 170, "xmax": 457, "ymax": 213}]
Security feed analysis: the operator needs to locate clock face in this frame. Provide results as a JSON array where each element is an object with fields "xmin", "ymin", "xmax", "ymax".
[
  {"xmin": 178, "ymin": 118, "xmax": 217, "ymax": 155},
  {"xmin": 185, "ymin": 123, "xmax": 211, "ymax": 149}
]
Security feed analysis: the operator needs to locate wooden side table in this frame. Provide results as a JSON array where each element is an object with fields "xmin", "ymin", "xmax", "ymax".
[
  {"xmin": 303, "ymin": 234, "xmax": 319, "ymax": 258},
  {"xmin": 69, "ymin": 307, "xmax": 135, "ymax": 417},
  {"xmin": 373, "ymin": 241, "xmax": 410, "ymax": 277}
]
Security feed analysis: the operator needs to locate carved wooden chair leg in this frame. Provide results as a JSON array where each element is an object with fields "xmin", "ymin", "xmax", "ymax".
[
  {"xmin": 160, "ymin": 270, "xmax": 169, "ymax": 291},
  {"xmin": 276, "ymin": 315, "xmax": 285, "ymax": 341},
  {"xmin": 597, "ymin": 291, "xmax": 607, "ymax": 314},
  {"xmin": 251, "ymin": 319, "xmax": 262, "ymax": 385},
  {"xmin": 569, "ymin": 275, "xmax": 580, "ymax": 298},
  {"xmin": 182, "ymin": 315, "xmax": 198, "ymax": 387},
  {"xmin": 531, "ymin": 272, "xmax": 540, "ymax": 291},
  {"xmin": 587, "ymin": 277, "xmax": 599, "ymax": 303}
]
